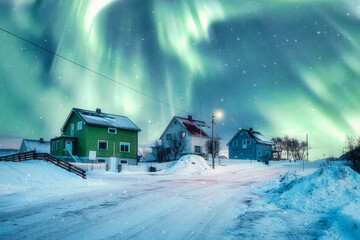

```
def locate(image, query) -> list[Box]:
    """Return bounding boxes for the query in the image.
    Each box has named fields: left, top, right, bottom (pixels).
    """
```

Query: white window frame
left=108, top=127, right=117, bottom=134
left=233, top=140, right=238, bottom=147
left=120, top=142, right=130, bottom=152
left=194, top=145, right=201, bottom=153
left=98, top=140, right=108, bottom=150
left=242, top=139, right=251, bottom=148
left=77, top=121, right=83, bottom=131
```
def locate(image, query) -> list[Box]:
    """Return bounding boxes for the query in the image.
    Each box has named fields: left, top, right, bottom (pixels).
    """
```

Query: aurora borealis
left=0, top=0, right=359, bottom=159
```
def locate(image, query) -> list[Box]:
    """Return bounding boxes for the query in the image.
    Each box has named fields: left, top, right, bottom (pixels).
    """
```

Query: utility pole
left=212, top=112, right=215, bottom=169
left=306, top=133, right=309, bottom=161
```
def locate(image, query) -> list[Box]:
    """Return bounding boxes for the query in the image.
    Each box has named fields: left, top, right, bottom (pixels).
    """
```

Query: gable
left=160, top=117, right=187, bottom=139
left=62, top=110, right=83, bottom=133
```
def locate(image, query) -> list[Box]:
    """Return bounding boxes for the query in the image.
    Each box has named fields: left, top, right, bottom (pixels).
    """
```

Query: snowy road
left=0, top=161, right=319, bottom=239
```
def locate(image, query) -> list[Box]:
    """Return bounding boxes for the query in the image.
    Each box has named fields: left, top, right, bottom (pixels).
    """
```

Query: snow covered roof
left=172, top=116, right=221, bottom=139
left=68, top=108, right=141, bottom=132
left=227, top=129, right=273, bottom=146
left=21, top=139, right=50, bottom=153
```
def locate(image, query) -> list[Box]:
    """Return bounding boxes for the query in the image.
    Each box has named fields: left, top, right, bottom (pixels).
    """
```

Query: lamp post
left=212, top=113, right=215, bottom=169
left=212, top=110, right=224, bottom=169
left=306, top=133, right=309, bottom=162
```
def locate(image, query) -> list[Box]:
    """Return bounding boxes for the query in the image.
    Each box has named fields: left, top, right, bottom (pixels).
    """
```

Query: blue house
left=227, top=128, right=273, bottom=161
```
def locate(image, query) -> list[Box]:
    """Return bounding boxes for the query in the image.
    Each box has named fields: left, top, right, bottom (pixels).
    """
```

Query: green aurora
left=0, top=0, right=360, bottom=159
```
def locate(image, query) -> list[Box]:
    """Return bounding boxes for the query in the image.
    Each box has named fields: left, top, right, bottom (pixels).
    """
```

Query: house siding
left=228, top=132, right=256, bottom=160
left=63, top=112, right=88, bottom=157
left=51, top=110, right=138, bottom=165
left=160, top=117, right=212, bottom=159
left=161, top=118, right=191, bottom=154
left=228, top=130, right=273, bottom=161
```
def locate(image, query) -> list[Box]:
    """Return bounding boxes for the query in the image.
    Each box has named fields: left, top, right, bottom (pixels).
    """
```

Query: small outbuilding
left=19, top=138, right=50, bottom=154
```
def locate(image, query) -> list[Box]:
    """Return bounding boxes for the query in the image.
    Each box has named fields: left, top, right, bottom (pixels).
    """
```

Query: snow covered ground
left=0, top=158, right=358, bottom=239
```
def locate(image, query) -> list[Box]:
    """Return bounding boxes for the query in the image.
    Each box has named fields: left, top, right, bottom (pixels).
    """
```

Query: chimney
left=96, top=108, right=102, bottom=114
left=39, top=138, right=44, bottom=143
left=188, top=115, right=193, bottom=121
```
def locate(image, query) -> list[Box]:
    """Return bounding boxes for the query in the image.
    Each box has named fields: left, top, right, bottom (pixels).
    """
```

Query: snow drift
left=162, top=155, right=212, bottom=175
left=251, top=166, right=360, bottom=239
left=256, top=166, right=360, bottom=213
left=0, top=160, right=102, bottom=196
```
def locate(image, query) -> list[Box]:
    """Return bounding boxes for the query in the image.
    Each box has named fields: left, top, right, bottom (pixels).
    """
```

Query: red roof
left=175, top=116, right=214, bottom=138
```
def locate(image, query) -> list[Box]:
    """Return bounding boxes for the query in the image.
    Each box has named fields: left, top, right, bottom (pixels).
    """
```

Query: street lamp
left=212, top=110, right=224, bottom=169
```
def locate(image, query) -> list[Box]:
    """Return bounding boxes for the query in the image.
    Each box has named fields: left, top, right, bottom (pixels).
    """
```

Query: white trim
left=194, top=145, right=202, bottom=154
left=108, top=127, right=117, bottom=134
left=120, top=142, right=130, bottom=152
left=98, top=140, right=108, bottom=150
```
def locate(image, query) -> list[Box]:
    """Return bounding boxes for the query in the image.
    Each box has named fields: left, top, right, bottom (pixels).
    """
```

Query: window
left=266, top=152, right=270, bottom=157
left=56, top=141, right=60, bottom=151
left=180, top=131, right=186, bottom=138
left=243, top=139, right=251, bottom=148
left=97, top=158, right=106, bottom=163
left=98, top=140, right=108, bottom=150
left=166, top=134, right=172, bottom=140
left=258, top=150, right=262, bottom=156
left=52, top=142, right=55, bottom=151
left=195, top=146, right=201, bottom=153
left=120, top=142, right=130, bottom=152
left=77, top=121, right=82, bottom=131
left=70, top=124, right=74, bottom=136
left=174, top=121, right=177, bottom=125
left=120, top=160, right=128, bottom=164
left=233, top=140, right=238, bottom=147
left=108, top=128, right=117, bottom=134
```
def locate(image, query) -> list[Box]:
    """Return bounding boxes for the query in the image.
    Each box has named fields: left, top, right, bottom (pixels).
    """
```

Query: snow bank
left=162, top=155, right=212, bottom=176
left=0, top=160, right=102, bottom=196
left=256, top=166, right=360, bottom=213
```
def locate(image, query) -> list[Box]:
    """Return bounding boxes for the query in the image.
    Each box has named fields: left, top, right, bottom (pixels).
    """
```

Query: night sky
left=0, top=0, right=359, bottom=159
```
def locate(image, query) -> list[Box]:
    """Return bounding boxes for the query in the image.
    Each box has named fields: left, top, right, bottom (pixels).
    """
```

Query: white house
left=158, top=115, right=221, bottom=159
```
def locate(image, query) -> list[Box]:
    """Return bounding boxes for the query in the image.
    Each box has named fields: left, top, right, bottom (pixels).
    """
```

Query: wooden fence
left=0, top=151, right=86, bottom=179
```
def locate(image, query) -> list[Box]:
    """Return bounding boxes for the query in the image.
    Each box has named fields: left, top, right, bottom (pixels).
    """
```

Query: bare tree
left=205, top=140, right=220, bottom=159
left=344, top=134, right=360, bottom=173
left=271, top=137, right=283, bottom=160
left=345, top=134, right=360, bottom=152
left=272, top=136, right=308, bottom=161
left=168, top=133, right=188, bottom=160
left=151, top=140, right=170, bottom=162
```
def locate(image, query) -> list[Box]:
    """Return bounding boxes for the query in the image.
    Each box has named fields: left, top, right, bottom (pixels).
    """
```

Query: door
left=65, top=141, right=73, bottom=154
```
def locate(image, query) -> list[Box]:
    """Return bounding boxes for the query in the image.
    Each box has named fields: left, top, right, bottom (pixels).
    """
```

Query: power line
left=0, top=26, right=193, bottom=115
left=0, top=26, right=243, bottom=131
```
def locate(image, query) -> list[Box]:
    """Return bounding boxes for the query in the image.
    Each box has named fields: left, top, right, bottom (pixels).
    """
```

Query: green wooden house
left=50, top=108, right=141, bottom=165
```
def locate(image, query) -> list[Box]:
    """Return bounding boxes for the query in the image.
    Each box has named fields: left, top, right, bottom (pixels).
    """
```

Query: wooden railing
left=0, top=151, right=86, bottom=179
